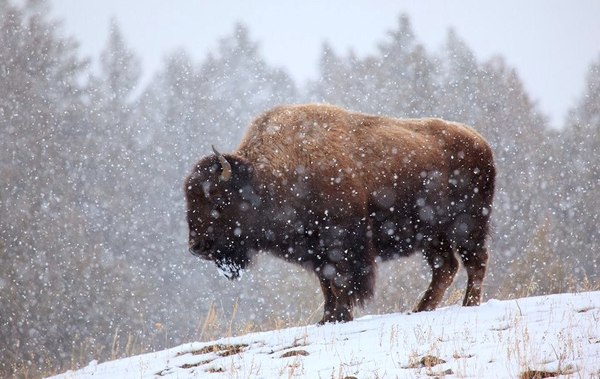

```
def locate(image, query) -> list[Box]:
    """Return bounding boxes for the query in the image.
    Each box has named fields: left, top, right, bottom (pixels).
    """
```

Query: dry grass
left=31, top=263, right=599, bottom=379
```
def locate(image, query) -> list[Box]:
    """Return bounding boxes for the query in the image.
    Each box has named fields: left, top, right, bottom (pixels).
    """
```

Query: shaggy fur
left=185, top=104, right=495, bottom=323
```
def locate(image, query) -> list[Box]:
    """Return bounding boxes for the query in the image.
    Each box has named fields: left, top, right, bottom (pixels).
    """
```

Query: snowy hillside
left=49, top=292, right=600, bottom=378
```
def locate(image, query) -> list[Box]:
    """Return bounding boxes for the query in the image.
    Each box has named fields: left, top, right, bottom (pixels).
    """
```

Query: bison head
left=184, top=146, right=261, bottom=280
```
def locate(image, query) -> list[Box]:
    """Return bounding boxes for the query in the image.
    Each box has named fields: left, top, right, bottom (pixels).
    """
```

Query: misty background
left=1, top=1, right=599, bottom=377
left=48, top=0, right=600, bottom=129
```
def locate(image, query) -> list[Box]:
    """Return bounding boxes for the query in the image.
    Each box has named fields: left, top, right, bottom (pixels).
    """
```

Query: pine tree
left=84, top=19, right=142, bottom=243
left=0, top=1, right=91, bottom=375
left=436, top=28, right=482, bottom=124
left=309, top=14, right=437, bottom=118
left=310, top=42, right=349, bottom=105
left=207, top=23, right=297, bottom=144
left=374, top=14, right=437, bottom=117
left=554, top=54, right=600, bottom=281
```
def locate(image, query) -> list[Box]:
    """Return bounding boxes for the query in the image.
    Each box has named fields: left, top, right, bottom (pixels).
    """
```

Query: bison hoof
left=318, top=309, right=353, bottom=324
left=413, top=303, right=436, bottom=313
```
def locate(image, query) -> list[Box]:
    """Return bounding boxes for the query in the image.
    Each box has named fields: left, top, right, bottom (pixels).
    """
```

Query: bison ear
left=212, top=145, right=232, bottom=182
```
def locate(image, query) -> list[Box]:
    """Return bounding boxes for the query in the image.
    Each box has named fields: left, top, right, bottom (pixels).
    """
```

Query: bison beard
left=185, top=104, right=496, bottom=324
left=215, top=257, right=244, bottom=280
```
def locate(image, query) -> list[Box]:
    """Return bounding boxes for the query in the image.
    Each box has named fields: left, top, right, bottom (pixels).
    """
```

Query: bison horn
left=212, top=145, right=232, bottom=182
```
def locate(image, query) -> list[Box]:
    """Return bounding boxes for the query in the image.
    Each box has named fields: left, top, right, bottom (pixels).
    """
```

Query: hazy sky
left=49, top=0, right=600, bottom=128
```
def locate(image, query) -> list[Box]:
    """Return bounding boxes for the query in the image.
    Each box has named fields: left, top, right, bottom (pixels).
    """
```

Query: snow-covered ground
left=49, top=291, right=600, bottom=378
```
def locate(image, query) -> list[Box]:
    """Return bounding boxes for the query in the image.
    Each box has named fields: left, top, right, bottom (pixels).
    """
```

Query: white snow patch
left=48, top=291, right=600, bottom=378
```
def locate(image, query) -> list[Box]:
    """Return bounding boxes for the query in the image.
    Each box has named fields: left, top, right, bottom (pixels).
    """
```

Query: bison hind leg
left=414, top=236, right=459, bottom=312
left=453, top=215, right=491, bottom=307
left=458, top=246, right=489, bottom=307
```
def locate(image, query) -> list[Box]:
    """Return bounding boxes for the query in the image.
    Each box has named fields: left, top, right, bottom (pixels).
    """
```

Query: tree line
left=1, top=1, right=598, bottom=377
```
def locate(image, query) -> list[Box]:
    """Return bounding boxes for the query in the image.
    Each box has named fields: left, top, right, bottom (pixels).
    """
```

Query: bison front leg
left=318, top=276, right=353, bottom=324
left=315, top=214, right=375, bottom=324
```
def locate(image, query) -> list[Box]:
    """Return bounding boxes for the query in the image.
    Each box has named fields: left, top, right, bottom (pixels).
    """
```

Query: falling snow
left=1, top=1, right=599, bottom=377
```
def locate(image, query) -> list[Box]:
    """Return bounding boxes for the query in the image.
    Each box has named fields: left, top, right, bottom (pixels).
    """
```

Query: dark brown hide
left=185, top=104, right=495, bottom=323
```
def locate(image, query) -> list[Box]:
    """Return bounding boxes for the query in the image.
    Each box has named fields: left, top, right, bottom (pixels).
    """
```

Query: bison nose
left=189, top=239, right=214, bottom=259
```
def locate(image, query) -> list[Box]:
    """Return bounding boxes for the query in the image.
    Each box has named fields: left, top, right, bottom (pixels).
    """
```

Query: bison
left=185, top=104, right=495, bottom=324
